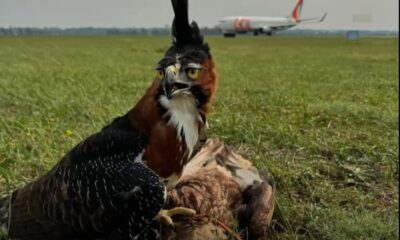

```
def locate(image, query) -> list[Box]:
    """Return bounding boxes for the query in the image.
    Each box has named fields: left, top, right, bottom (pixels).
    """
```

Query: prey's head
left=155, top=0, right=217, bottom=113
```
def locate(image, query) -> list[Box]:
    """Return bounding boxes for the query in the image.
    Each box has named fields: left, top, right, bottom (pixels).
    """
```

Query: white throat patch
left=159, top=94, right=200, bottom=157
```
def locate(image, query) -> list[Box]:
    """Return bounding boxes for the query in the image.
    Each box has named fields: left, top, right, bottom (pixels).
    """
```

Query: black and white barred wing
left=7, top=130, right=166, bottom=240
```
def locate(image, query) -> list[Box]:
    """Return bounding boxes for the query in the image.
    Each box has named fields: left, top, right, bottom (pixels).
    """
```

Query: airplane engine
left=262, top=26, right=271, bottom=34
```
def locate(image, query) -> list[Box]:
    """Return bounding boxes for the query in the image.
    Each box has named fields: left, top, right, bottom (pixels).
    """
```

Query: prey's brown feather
left=161, top=140, right=275, bottom=239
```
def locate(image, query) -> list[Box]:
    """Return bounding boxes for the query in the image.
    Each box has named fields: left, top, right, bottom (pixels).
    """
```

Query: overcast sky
left=0, top=0, right=398, bottom=30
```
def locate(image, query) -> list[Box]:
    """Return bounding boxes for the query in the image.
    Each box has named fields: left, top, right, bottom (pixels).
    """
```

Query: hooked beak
left=164, top=66, right=190, bottom=98
left=165, top=81, right=190, bottom=98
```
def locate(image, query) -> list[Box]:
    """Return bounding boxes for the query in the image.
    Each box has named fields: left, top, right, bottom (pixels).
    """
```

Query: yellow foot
left=155, top=207, right=196, bottom=227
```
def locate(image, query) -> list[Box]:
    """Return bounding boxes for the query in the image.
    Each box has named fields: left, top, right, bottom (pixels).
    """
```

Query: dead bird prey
left=157, top=139, right=276, bottom=240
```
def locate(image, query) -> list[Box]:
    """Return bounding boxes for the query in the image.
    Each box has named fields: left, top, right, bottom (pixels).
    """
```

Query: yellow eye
left=186, top=68, right=200, bottom=80
left=155, top=70, right=164, bottom=80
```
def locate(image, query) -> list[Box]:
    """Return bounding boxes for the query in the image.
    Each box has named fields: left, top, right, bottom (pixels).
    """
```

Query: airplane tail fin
left=291, top=0, right=304, bottom=22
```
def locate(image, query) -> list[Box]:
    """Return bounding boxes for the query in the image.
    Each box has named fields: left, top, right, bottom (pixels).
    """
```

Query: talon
left=155, top=207, right=196, bottom=227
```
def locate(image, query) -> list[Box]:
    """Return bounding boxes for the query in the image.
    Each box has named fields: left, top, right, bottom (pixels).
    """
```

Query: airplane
left=216, top=0, right=327, bottom=37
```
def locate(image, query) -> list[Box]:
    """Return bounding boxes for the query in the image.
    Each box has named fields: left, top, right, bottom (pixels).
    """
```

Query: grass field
left=0, top=36, right=398, bottom=239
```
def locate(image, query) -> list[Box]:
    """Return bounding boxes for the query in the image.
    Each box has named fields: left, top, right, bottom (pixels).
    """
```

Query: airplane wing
left=269, top=25, right=296, bottom=31
left=264, top=12, right=327, bottom=31
left=298, top=12, right=327, bottom=24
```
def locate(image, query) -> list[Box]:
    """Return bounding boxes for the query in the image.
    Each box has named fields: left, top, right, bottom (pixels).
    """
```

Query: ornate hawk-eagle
left=0, top=0, right=218, bottom=239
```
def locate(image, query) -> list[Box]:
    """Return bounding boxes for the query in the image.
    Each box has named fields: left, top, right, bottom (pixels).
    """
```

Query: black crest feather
left=170, top=0, right=205, bottom=48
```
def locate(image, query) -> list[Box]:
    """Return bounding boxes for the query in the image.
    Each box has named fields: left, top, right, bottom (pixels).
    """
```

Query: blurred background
left=0, top=0, right=398, bottom=36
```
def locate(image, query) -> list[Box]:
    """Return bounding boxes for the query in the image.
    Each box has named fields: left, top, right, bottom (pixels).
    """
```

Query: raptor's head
left=155, top=0, right=217, bottom=114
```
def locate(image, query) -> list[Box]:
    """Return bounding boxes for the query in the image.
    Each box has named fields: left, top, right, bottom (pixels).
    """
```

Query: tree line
left=0, top=27, right=221, bottom=36
left=0, top=27, right=397, bottom=37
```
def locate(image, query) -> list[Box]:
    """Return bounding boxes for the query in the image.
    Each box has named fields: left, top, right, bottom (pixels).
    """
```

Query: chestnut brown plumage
left=0, top=0, right=218, bottom=239
left=129, top=0, right=217, bottom=183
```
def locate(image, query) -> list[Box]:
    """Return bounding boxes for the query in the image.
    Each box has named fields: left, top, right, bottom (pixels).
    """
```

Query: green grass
left=0, top=36, right=398, bottom=239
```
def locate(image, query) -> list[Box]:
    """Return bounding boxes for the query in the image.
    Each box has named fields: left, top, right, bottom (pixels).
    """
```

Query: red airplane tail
left=291, top=0, right=304, bottom=22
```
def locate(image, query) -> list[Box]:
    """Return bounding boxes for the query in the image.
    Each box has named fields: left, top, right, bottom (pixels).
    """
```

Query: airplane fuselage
left=216, top=0, right=326, bottom=37
left=217, top=16, right=297, bottom=36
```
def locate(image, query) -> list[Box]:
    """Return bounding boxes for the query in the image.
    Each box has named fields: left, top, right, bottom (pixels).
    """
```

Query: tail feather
left=0, top=195, right=10, bottom=237
left=0, top=186, right=74, bottom=240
